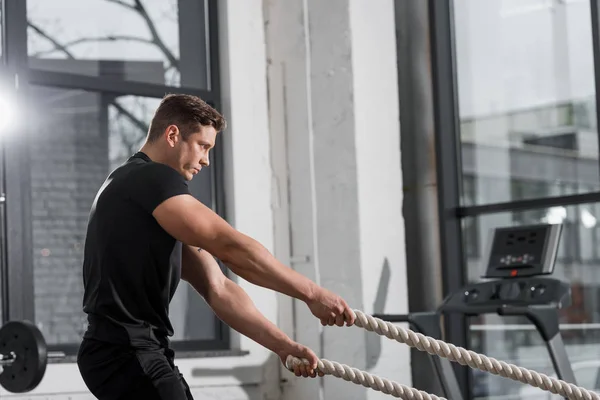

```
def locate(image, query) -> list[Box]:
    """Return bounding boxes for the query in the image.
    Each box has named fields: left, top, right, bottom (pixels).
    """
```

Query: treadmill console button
left=465, top=289, right=479, bottom=303
left=530, top=284, right=546, bottom=298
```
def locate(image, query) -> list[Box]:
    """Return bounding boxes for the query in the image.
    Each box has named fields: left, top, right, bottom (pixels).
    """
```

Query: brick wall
left=30, top=88, right=110, bottom=344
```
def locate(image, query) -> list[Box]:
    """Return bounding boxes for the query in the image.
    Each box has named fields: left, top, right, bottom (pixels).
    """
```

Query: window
left=28, top=88, right=219, bottom=346
left=0, top=0, right=225, bottom=355
left=429, top=0, right=600, bottom=397
left=0, top=1, right=3, bottom=60
left=27, top=0, right=213, bottom=89
left=0, top=1, right=3, bottom=324
left=455, top=0, right=599, bottom=205
left=463, top=204, right=600, bottom=398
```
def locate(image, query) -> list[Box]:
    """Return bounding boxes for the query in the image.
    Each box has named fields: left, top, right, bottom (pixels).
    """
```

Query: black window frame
left=430, top=0, right=600, bottom=398
left=0, top=0, right=230, bottom=357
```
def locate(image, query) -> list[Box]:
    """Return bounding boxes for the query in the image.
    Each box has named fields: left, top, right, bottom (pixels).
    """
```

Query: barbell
left=0, top=320, right=63, bottom=393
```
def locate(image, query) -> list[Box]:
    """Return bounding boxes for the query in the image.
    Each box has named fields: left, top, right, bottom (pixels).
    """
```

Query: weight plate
left=0, top=320, right=47, bottom=393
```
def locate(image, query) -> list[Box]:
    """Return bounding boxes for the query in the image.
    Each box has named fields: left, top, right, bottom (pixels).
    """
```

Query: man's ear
left=165, top=125, right=181, bottom=147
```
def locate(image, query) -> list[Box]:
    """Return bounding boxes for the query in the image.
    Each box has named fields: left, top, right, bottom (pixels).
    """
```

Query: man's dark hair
left=147, top=94, right=226, bottom=142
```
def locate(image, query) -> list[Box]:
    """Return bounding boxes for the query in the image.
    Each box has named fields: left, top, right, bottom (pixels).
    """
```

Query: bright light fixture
left=581, top=208, right=597, bottom=229
left=543, top=206, right=567, bottom=224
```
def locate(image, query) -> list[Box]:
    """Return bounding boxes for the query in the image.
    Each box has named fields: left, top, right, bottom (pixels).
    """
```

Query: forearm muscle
left=209, top=279, right=292, bottom=356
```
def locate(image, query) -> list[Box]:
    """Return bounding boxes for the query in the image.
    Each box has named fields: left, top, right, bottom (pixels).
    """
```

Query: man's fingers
left=301, top=361, right=312, bottom=378
left=288, top=354, right=323, bottom=379
left=304, top=348, right=319, bottom=369
left=344, top=307, right=355, bottom=326
left=302, top=364, right=317, bottom=378
left=335, top=314, right=344, bottom=327
left=297, top=365, right=323, bottom=379
left=311, top=357, right=319, bottom=369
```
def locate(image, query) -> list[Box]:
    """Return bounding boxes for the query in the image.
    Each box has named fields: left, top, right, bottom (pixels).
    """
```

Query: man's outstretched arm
left=181, top=244, right=322, bottom=377
left=153, top=194, right=355, bottom=327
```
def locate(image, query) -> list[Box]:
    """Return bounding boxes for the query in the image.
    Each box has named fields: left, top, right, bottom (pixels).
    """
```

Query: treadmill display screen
left=483, top=224, right=562, bottom=279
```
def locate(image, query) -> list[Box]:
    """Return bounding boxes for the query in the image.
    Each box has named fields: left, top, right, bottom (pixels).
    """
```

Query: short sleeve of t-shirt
left=129, top=162, right=191, bottom=214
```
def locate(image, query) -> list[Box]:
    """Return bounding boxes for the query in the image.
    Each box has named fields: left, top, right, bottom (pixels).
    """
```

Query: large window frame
left=431, top=0, right=600, bottom=398
left=0, top=0, right=229, bottom=357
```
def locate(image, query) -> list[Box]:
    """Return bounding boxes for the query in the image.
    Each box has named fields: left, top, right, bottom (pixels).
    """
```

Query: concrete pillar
left=265, top=0, right=325, bottom=397
left=394, top=0, right=445, bottom=395
left=307, top=3, right=367, bottom=398
left=349, top=2, right=410, bottom=399
left=265, top=1, right=409, bottom=399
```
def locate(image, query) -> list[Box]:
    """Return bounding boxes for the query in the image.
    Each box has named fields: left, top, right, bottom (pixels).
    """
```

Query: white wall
left=0, top=1, right=410, bottom=399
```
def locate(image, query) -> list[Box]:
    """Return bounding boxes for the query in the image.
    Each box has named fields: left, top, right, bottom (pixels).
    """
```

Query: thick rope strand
left=286, top=310, right=600, bottom=399
left=352, top=310, right=600, bottom=400
left=285, top=355, right=446, bottom=400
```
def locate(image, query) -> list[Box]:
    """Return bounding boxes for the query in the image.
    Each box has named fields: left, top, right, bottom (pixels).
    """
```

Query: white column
left=349, top=2, right=410, bottom=397
left=306, top=1, right=367, bottom=398
left=266, top=1, right=410, bottom=399
left=265, top=0, right=324, bottom=398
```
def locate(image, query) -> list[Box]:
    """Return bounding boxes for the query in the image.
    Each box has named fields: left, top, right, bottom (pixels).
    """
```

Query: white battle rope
left=286, top=310, right=600, bottom=400
left=286, top=355, right=446, bottom=400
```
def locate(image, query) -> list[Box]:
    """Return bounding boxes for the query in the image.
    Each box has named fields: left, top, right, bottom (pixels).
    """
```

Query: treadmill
left=375, top=223, right=576, bottom=400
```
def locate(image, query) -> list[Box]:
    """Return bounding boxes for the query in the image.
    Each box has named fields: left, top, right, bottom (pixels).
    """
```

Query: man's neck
left=139, top=143, right=164, bottom=164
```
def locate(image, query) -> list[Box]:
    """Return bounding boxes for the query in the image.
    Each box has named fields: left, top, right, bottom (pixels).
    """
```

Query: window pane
left=27, top=0, right=211, bottom=89
left=455, top=0, right=600, bottom=205
left=463, top=206, right=600, bottom=398
left=0, top=2, right=3, bottom=60
left=29, top=87, right=217, bottom=345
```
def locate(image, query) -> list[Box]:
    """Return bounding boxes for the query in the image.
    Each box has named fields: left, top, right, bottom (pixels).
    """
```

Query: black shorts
left=77, top=338, right=194, bottom=400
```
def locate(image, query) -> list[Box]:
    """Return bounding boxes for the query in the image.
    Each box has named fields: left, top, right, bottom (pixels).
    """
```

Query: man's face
left=172, top=125, right=217, bottom=181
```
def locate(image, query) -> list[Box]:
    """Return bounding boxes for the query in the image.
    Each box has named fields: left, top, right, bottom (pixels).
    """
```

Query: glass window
left=463, top=204, right=600, bottom=398
left=27, top=0, right=211, bottom=89
left=0, top=1, right=3, bottom=60
left=28, top=86, right=217, bottom=345
left=455, top=0, right=599, bottom=205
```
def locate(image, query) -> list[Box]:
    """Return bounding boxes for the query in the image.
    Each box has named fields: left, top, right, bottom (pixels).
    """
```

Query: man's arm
left=157, top=195, right=315, bottom=301
left=154, top=194, right=354, bottom=327
left=181, top=244, right=321, bottom=377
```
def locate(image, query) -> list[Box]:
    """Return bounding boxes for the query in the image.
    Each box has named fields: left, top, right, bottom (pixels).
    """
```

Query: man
left=77, top=94, right=355, bottom=400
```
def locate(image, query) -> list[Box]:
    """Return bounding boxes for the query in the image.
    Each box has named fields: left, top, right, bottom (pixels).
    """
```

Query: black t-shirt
left=81, top=152, right=191, bottom=349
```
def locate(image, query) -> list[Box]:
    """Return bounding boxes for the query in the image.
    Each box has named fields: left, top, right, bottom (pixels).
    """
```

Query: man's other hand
left=277, top=342, right=324, bottom=378
left=306, top=287, right=356, bottom=327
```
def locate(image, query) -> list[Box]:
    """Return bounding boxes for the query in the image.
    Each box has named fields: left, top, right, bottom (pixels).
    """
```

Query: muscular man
left=76, top=94, right=355, bottom=400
